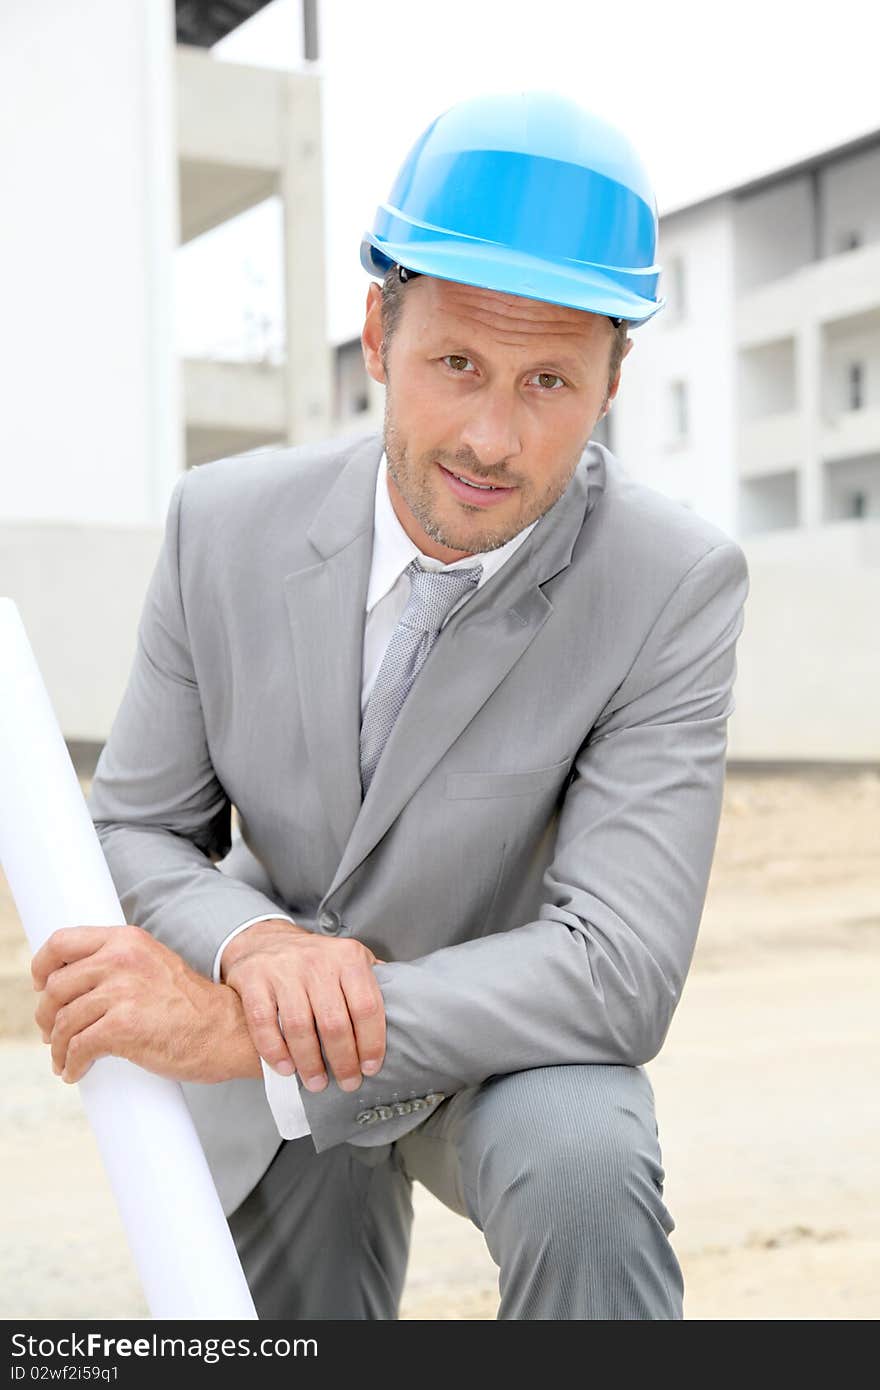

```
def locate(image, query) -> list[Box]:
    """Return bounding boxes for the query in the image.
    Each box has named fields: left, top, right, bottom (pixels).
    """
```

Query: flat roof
left=662, top=125, right=880, bottom=220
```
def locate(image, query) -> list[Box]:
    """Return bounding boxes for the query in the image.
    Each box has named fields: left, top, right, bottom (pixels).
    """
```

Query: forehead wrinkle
left=451, top=304, right=590, bottom=337
left=424, top=309, right=603, bottom=359
left=427, top=281, right=600, bottom=338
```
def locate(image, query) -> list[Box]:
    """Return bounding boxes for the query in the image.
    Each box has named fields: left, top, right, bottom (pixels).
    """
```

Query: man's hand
left=219, top=918, right=386, bottom=1094
left=31, top=925, right=261, bottom=1085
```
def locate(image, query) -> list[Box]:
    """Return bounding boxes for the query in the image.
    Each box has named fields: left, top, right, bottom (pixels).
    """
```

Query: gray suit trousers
left=227, top=1062, right=683, bottom=1320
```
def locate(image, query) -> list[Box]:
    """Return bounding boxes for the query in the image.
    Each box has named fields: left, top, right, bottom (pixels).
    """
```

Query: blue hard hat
left=360, top=91, right=664, bottom=326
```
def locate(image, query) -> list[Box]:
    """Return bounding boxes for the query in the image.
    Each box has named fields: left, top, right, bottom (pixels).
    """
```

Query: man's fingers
left=225, top=937, right=388, bottom=1094
left=339, top=963, right=386, bottom=1077
left=59, top=1017, right=110, bottom=1084
left=34, top=959, right=105, bottom=1040
left=307, top=982, right=364, bottom=1093
left=49, top=991, right=108, bottom=1076
left=31, top=927, right=115, bottom=991
left=236, top=981, right=295, bottom=1076
left=277, top=988, right=327, bottom=1092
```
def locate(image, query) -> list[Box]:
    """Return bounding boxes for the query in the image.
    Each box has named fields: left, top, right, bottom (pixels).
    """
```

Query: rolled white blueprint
left=0, top=598, right=256, bottom=1320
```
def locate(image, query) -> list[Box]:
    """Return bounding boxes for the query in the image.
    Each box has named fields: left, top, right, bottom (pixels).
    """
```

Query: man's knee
left=462, top=1064, right=669, bottom=1242
left=411, top=1063, right=683, bottom=1317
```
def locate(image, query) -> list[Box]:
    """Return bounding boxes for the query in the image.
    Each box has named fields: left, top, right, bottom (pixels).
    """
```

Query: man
left=32, top=93, right=749, bottom=1319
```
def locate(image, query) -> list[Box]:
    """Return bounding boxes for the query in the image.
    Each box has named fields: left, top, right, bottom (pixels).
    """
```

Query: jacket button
left=318, top=909, right=342, bottom=935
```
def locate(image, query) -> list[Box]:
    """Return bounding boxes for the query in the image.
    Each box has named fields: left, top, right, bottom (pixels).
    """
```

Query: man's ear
left=604, top=336, right=634, bottom=412
left=362, top=283, right=387, bottom=385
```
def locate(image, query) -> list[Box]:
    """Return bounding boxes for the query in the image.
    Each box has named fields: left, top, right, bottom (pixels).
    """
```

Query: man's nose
left=457, top=386, right=522, bottom=471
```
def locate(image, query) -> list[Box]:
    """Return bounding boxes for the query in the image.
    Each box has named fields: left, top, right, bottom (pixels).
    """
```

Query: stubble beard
left=383, top=399, right=586, bottom=555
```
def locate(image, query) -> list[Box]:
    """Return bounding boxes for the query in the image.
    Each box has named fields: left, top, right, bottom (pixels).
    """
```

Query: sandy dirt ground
left=1, top=767, right=878, bottom=1320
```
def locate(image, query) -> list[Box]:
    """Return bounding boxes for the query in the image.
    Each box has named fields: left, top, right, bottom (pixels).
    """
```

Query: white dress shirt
left=215, top=452, right=538, bottom=1139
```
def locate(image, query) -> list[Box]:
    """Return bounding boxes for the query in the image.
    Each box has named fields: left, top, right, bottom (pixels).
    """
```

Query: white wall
left=729, top=521, right=880, bottom=760
left=0, top=522, right=161, bottom=742
left=0, top=0, right=180, bottom=745
left=0, top=0, right=180, bottom=528
left=612, top=197, right=738, bottom=538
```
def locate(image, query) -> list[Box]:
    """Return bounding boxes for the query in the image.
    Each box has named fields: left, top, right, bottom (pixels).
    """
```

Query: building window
left=849, top=491, right=867, bottom=519
left=664, top=257, right=686, bottom=320
left=848, top=362, right=864, bottom=411
left=822, top=456, right=879, bottom=522
left=669, top=380, right=689, bottom=445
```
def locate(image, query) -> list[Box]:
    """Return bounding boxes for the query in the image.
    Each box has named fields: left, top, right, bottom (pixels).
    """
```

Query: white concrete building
left=1, top=0, right=341, bottom=749
left=612, top=131, right=880, bottom=762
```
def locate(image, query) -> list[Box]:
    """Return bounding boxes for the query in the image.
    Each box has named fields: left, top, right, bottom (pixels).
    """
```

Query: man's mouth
left=438, top=464, right=514, bottom=494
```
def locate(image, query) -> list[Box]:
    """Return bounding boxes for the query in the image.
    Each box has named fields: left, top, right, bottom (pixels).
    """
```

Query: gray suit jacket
left=87, top=430, right=749, bottom=1216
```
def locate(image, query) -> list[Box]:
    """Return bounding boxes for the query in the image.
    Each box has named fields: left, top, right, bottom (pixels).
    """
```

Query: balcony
left=736, top=241, right=880, bottom=347
left=739, top=470, right=800, bottom=535
left=738, top=412, right=804, bottom=478
left=174, top=46, right=330, bottom=462
left=822, top=405, right=880, bottom=463
left=176, top=46, right=316, bottom=242
left=183, top=358, right=285, bottom=466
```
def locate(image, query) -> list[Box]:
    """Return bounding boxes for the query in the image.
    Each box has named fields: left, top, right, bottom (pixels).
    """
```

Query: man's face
left=362, top=275, right=631, bottom=561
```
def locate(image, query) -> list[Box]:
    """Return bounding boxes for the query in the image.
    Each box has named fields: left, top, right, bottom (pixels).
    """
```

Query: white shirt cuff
left=212, top=915, right=312, bottom=1140
left=211, top=914, right=297, bottom=984
left=261, top=1055, right=312, bottom=1139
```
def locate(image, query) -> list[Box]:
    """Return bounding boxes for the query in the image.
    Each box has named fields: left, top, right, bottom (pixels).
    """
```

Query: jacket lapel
left=322, top=443, right=607, bottom=900
left=282, top=434, right=382, bottom=861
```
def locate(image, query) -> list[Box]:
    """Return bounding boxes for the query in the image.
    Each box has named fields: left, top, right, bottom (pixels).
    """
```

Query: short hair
left=378, top=264, right=629, bottom=401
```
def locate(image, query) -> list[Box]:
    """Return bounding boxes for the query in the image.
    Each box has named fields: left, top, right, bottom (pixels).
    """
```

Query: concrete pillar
left=0, top=0, right=180, bottom=741
left=280, top=73, right=333, bottom=444
left=0, top=0, right=180, bottom=528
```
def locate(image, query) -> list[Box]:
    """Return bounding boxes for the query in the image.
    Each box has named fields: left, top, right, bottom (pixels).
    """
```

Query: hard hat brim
left=361, top=231, right=664, bottom=327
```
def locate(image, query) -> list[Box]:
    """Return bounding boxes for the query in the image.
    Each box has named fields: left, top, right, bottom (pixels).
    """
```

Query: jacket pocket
left=444, top=757, right=571, bottom=800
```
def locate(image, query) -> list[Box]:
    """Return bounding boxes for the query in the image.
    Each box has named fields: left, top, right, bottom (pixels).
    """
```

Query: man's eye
left=530, top=372, right=565, bottom=390
left=443, top=355, right=475, bottom=373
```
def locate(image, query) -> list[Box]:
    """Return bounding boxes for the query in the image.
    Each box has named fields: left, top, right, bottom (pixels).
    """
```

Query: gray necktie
left=360, top=557, right=483, bottom=795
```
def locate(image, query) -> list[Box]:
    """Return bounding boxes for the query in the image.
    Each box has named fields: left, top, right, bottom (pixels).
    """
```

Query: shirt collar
left=366, top=452, right=539, bottom=614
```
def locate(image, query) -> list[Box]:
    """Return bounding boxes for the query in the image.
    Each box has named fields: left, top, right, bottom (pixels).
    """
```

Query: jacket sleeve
left=86, top=470, right=291, bottom=979
left=298, top=539, right=750, bottom=1152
